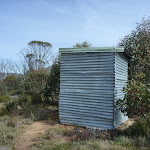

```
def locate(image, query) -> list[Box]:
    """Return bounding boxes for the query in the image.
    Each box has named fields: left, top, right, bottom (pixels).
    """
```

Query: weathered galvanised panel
left=59, top=47, right=130, bottom=129
left=114, top=53, right=128, bottom=128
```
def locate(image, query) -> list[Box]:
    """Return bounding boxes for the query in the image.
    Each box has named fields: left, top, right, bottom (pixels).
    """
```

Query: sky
left=0, top=0, right=150, bottom=61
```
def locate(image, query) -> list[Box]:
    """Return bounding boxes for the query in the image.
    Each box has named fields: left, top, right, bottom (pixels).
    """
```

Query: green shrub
left=24, top=69, right=49, bottom=95
left=18, top=94, right=31, bottom=106
left=5, top=101, right=18, bottom=112
left=113, top=136, right=133, bottom=147
left=117, top=72, right=150, bottom=117
left=0, top=122, right=16, bottom=144
left=51, top=142, right=72, bottom=150
left=0, top=95, right=11, bottom=103
left=0, top=106, right=9, bottom=116
left=3, top=75, right=19, bottom=91
left=43, top=55, right=60, bottom=104
left=21, top=106, right=48, bottom=121
left=31, top=93, right=43, bottom=105
left=123, top=114, right=150, bottom=139
left=0, top=82, right=6, bottom=95
left=6, top=118, right=17, bottom=128
left=30, top=108, right=48, bottom=121
left=49, top=100, right=59, bottom=106
left=21, top=105, right=36, bottom=118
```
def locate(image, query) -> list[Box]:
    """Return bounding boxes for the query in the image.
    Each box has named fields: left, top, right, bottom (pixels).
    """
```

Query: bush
left=30, top=108, right=48, bottom=121
left=3, top=75, right=19, bottom=91
left=117, top=72, right=150, bottom=117
left=0, top=82, right=6, bottom=95
left=119, top=17, right=150, bottom=82
left=0, top=106, right=9, bottom=116
left=0, top=122, right=16, bottom=144
left=6, top=118, right=17, bottom=128
left=0, top=95, right=11, bottom=103
left=123, top=114, right=150, bottom=139
left=43, top=55, right=60, bottom=104
left=18, top=94, right=31, bottom=106
left=31, top=93, right=43, bottom=105
left=21, top=106, right=48, bottom=121
left=5, top=101, right=18, bottom=113
left=24, top=69, right=49, bottom=95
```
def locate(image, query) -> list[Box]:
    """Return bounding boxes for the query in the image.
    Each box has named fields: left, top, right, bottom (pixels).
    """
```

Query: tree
left=73, top=41, right=92, bottom=48
left=19, top=40, right=53, bottom=73
left=43, top=55, right=60, bottom=104
left=3, top=75, right=19, bottom=91
left=117, top=72, right=150, bottom=117
left=0, top=58, right=18, bottom=95
left=117, top=17, right=150, bottom=117
left=24, top=69, right=49, bottom=94
left=119, top=17, right=150, bottom=82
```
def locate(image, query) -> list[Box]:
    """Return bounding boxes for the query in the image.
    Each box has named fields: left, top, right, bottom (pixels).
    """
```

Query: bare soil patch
left=15, top=121, right=52, bottom=150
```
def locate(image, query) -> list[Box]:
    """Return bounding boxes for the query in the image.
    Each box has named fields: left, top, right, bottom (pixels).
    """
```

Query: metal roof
left=59, top=47, right=131, bottom=57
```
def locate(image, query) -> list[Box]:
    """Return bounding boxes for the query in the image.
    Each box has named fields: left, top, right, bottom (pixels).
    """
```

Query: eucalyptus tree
left=20, top=40, right=53, bottom=73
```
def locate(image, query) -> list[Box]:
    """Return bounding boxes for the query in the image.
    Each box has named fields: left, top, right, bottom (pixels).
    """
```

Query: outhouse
left=59, top=47, right=131, bottom=129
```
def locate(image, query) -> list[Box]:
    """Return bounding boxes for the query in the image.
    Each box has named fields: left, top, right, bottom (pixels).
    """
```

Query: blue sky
left=0, top=0, right=150, bottom=61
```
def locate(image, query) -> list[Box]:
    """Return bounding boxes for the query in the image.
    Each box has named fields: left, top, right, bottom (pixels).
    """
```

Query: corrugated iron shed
left=59, top=47, right=131, bottom=129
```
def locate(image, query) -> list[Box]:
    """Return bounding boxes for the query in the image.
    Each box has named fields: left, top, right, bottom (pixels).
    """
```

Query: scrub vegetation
left=0, top=18, right=150, bottom=149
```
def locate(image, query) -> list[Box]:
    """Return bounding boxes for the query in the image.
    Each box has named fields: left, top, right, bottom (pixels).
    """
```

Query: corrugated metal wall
left=114, top=53, right=128, bottom=127
left=59, top=52, right=115, bottom=129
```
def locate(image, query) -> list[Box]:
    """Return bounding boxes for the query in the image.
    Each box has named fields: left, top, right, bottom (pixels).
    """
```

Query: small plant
left=0, top=106, right=9, bottom=116
left=123, top=114, right=150, bottom=139
left=24, top=108, right=48, bottom=121
left=6, top=118, right=17, bottom=128
left=44, top=126, right=74, bottom=140
left=0, top=122, right=16, bottom=144
left=17, top=94, right=31, bottom=108
left=22, top=118, right=33, bottom=125
left=6, top=101, right=18, bottom=112
left=31, top=93, right=43, bottom=105
left=113, top=136, right=133, bottom=147
left=0, top=95, right=11, bottom=103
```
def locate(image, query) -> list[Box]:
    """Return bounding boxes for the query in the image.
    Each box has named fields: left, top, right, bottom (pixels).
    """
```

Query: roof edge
left=59, top=47, right=124, bottom=53
left=59, top=47, right=132, bottom=57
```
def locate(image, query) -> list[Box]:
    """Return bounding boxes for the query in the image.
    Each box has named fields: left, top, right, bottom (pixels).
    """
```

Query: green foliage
left=22, top=106, right=48, bottom=121
left=6, top=101, right=18, bottom=113
left=0, top=82, right=6, bottom=95
left=119, top=17, right=150, bottom=82
left=0, top=106, right=9, bottom=116
left=73, top=41, right=92, bottom=48
left=117, top=72, right=150, bottom=117
left=31, top=93, right=43, bottom=105
left=28, top=40, right=52, bottom=47
left=30, top=109, right=48, bottom=121
left=18, top=94, right=31, bottom=106
left=0, top=122, right=16, bottom=144
left=43, top=55, right=60, bottom=104
left=51, top=142, right=72, bottom=150
left=114, top=135, right=150, bottom=147
left=3, top=75, right=19, bottom=91
left=6, top=118, right=17, bottom=128
left=123, top=114, right=150, bottom=141
left=22, top=40, right=53, bottom=72
left=24, top=69, right=49, bottom=94
left=0, top=95, right=11, bottom=103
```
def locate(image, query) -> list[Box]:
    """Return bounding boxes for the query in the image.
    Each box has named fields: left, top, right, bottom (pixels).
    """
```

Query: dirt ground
left=15, top=121, right=52, bottom=150
left=14, top=118, right=134, bottom=150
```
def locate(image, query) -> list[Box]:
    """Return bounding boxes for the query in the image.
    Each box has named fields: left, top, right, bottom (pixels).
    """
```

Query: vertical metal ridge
left=114, top=53, right=128, bottom=128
